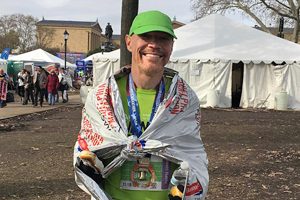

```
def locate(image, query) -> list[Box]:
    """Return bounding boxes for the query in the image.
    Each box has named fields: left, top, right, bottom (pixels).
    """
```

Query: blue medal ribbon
left=126, top=73, right=165, bottom=137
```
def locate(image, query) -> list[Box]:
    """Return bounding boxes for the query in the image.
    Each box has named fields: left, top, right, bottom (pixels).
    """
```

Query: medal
left=126, top=73, right=165, bottom=137
left=130, top=157, right=157, bottom=188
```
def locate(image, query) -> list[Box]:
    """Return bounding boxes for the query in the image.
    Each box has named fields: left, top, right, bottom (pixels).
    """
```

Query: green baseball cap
left=129, top=10, right=177, bottom=39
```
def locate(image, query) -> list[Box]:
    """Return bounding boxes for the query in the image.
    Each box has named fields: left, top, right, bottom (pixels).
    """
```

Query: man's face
left=125, top=31, right=174, bottom=76
left=36, top=67, right=41, bottom=74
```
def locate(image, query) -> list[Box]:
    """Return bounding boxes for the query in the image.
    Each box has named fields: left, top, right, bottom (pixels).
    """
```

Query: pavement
left=0, top=91, right=82, bottom=120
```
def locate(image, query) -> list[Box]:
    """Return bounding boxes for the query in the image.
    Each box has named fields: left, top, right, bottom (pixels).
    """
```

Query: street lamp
left=64, top=30, right=69, bottom=69
left=101, top=43, right=105, bottom=54
left=278, top=16, right=284, bottom=38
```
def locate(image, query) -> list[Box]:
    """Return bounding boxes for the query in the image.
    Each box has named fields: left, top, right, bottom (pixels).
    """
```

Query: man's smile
left=141, top=51, right=164, bottom=59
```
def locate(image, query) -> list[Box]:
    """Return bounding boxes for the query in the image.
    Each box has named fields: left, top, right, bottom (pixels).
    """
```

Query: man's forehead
left=138, top=31, right=173, bottom=38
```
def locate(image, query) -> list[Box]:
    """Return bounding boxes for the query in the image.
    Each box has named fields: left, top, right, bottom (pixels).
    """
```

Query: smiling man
left=74, top=10, right=209, bottom=200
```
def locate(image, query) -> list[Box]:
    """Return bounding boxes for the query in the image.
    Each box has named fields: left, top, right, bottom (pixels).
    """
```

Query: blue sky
left=0, top=0, right=255, bottom=34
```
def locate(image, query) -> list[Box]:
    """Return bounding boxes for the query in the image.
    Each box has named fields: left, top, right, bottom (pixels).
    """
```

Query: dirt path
left=0, top=106, right=299, bottom=200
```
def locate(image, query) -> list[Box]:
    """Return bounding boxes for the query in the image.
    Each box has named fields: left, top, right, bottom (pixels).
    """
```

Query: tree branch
left=276, top=0, right=291, bottom=10
left=261, top=0, right=297, bottom=19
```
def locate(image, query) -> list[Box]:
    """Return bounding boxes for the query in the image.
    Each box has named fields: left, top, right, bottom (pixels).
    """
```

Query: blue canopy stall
left=75, top=59, right=93, bottom=85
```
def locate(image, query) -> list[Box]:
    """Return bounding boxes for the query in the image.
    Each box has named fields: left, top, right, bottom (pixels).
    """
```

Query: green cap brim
left=129, top=10, right=177, bottom=39
left=131, top=24, right=177, bottom=39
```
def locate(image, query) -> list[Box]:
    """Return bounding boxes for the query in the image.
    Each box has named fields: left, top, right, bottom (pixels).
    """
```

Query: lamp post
left=278, top=16, right=284, bottom=38
left=64, top=30, right=69, bottom=69
left=101, top=43, right=105, bottom=54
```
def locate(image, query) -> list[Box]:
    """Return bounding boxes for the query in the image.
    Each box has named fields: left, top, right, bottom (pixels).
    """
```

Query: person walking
left=22, top=70, right=34, bottom=105
left=17, top=69, right=26, bottom=103
left=0, top=69, right=9, bottom=108
left=47, top=69, right=59, bottom=106
left=58, top=68, right=69, bottom=103
left=33, top=66, right=48, bottom=107
left=73, top=10, right=209, bottom=200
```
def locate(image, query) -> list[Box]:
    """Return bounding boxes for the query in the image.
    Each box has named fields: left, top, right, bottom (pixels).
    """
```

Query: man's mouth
left=141, top=52, right=163, bottom=58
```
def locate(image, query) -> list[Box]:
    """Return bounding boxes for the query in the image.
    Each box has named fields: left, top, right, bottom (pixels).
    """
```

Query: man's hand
left=168, top=184, right=184, bottom=200
left=79, top=150, right=104, bottom=174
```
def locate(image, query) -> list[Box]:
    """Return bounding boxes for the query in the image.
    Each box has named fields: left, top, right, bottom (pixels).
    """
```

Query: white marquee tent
left=8, top=48, right=76, bottom=69
left=91, top=14, right=300, bottom=110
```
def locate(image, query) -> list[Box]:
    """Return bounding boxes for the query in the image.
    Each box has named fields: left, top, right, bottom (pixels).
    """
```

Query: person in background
left=22, top=69, right=34, bottom=105
left=58, top=68, right=69, bottom=103
left=33, top=66, right=48, bottom=107
left=47, top=69, right=59, bottom=106
left=17, top=69, right=26, bottom=103
left=0, top=69, right=9, bottom=108
left=43, top=69, right=49, bottom=102
left=73, top=10, right=209, bottom=200
left=55, top=69, right=60, bottom=103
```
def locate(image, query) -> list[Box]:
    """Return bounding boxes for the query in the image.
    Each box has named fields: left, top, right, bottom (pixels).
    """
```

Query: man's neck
left=131, top=70, right=163, bottom=90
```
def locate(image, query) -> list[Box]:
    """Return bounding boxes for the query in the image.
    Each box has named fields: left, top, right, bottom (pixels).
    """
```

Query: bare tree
left=260, top=0, right=300, bottom=42
left=191, top=0, right=300, bottom=42
left=36, top=27, right=55, bottom=49
left=12, top=14, right=38, bottom=52
left=0, top=30, right=19, bottom=51
left=120, top=0, right=139, bottom=67
left=0, top=14, right=38, bottom=53
left=31, top=27, right=58, bottom=55
left=0, top=15, right=19, bottom=51
left=0, top=15, right=16, bottom=35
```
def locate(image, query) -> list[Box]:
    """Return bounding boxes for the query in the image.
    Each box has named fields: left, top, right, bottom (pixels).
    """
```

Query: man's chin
left=141, top=64, right=164, bottom=76
left=143, top=60, right=163, bottom=67
left=143, top=57, right=166, bottom=66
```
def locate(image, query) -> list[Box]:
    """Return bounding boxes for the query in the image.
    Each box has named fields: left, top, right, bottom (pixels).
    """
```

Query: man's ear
left=125, top=35, right=132, bottom=52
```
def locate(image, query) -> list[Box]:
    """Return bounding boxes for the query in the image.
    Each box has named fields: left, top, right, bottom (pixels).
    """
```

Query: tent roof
left=0, top=58, right=7, bottom=73
left=8, top=48, right=76, bottom=68
left=86, top=50, right=120, bottom=62
left=171, top=14, right=300, bottom=64
left=0, top=58, right=7, bottom=64
left=89, top=14, right=300, bottom=64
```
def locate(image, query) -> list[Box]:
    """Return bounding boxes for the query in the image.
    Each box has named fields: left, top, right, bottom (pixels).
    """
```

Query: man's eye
left=160, top=36, right=171, bottom=41
left=139, top=34, right=148, bottom=39
left=139, top=33, right=172, bottom=42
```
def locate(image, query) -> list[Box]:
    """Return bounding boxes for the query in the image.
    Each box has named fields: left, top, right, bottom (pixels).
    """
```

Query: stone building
left=172, top=17, right=186, bottom=29
left=36, top=18, right=106, bottom=61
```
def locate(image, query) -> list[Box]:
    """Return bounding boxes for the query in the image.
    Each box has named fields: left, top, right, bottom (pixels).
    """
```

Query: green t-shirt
left=103, top=74, right=177, bottom=200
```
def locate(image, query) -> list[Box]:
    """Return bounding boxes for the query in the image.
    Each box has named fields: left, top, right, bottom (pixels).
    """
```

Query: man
left=17, top=69, right=26, bottom=103
left=74, top=11, right=209, bottom=200
left=33, top=66, right=48, bottom=107
left=22, top=69, right=34, bottom=105
left=58, top=68, right=69, bottom=103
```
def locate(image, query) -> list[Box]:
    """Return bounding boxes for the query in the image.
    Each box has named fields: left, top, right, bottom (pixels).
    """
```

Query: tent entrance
left=232, top=62, right=244, bottom=108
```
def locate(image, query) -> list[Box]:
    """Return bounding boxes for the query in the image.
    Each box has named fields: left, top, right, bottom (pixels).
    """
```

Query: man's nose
left=147, top=37, right=160, bottom=47
left=144, top=34, right=157, bottom=42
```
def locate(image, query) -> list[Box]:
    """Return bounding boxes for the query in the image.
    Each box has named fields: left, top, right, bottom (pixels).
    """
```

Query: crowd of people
left=16, top=66, right=70, bottom=107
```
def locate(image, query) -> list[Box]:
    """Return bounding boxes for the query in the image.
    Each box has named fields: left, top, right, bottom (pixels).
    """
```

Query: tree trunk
left=120, top=0, right=139, bottom=67
left=292, top=20, right=299, bottom=43
left=292, top=9, right=300, bottom=43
